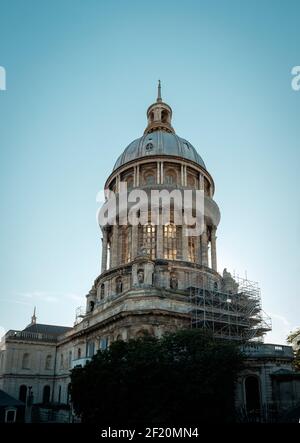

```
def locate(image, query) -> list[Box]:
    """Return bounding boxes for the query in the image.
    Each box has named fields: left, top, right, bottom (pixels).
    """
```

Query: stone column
left=136, top=164, right=140, bottom=186
left=182, top=222, right=189, bottom=261
left=116, top=174, right=120, bottom=193
left=157, top=222, right=163, bottom=258
left=133, top=166, right=136, bottom=187
left=199, top=173, right=204, bottom=191
left=131, top=224, right=138, bottom=260
left=101, top=229, right=108, bottom=273
left=211, top=226, right=217, bottom=271
left=184, top=165, right=187, bottom=186
left=181, top=164, right=184, bottom=186
left=111, top=225, right=119, bottom=267
left=201, top=226, right=209, bottom=267
left=157, top=161, right=160, bottom=184
left=160, top=162, right=164, bottom=184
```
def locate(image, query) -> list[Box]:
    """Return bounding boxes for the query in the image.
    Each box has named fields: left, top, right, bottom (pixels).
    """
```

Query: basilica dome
left=113, top=130, right=206, bottom=171
left=113, top=81, right=206, bottom=172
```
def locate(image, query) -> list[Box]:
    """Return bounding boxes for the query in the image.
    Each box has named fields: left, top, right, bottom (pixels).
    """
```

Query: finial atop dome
left=157, top=80, right=162, bottom=102
left=144, top=82, right=175, bottom=134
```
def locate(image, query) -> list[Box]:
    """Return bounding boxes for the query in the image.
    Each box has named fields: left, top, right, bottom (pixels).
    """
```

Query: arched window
left=5, top=409, right=16, bottom=423
left=163, top=223, right=177, bottom=260
left=144, top=173, right=155, bottom=185
left=164, top=169, right=177, bottom=185
left=58, top=385, right=61, bottom=404
left=77, top=348, right=81, bottom=359
left=116, top=276, right=123, bottom=294
left=87, top=341, right=95, bottom=357
left=245, top=376, right=261, bottom=413
left=100, top=337, right=108, bottom=350
left=22, top=353, right=30, bottom=369
left=45, top=355, right=52, bottom=370
left=187, top=174, right=196, bottom=188
left=42, top=385, right=51, bottom=404
left=19, top=385, right=27, bottom=403
left=100, top=283, right=105, bottom=300
left=139, top=223, right=156, bottom=259
left=161, top=109, right=169, bottom=123
left=126, top=175, right=134, bottom=191
left=89, top=300, right=95, bottom=312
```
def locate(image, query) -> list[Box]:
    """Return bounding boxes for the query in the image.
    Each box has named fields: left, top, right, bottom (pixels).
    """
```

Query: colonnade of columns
left=101, top=223, right=217, bottom=273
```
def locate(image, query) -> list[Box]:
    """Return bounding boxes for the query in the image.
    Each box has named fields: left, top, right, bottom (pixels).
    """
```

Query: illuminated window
left=138, top=223, right=156, bottom=259
left=188, top=236, right=196, bottom=262
left=163, top=223, right=177, bottom=260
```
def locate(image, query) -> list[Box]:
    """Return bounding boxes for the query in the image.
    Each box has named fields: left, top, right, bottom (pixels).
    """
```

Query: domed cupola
left=144, top=81, right=175, bottom=134
left=112, top=82, right=207, bottom=171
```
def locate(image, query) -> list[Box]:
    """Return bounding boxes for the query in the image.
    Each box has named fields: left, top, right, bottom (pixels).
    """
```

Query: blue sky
left=0, top=0, right=299, bottom=344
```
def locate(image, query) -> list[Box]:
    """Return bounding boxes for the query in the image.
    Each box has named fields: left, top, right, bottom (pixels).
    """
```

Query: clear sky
left=0, top=0, right=299, bottom=344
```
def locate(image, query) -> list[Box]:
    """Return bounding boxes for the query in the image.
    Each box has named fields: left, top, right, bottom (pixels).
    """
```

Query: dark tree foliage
left=287, top=329, right=300, bottom=370
left=71, top=330, right=244, bottom=424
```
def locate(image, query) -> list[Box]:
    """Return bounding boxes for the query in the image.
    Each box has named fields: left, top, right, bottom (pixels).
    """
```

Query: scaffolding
left=188, top=271, right=271, bottom=342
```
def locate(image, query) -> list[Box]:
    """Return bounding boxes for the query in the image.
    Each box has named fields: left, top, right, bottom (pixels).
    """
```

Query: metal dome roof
left=113, top=130, right=206, bottom=171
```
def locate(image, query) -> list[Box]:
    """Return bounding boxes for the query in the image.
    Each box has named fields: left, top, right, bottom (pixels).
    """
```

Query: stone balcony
left=2, top=330, right=58, bottom=343
left=242, top=343, right=294, bottom=359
